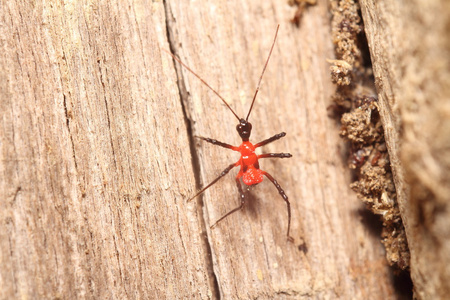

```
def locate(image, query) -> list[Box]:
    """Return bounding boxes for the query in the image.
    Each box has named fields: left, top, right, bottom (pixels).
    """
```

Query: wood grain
left=0, top=1, right=212, bottom=298
left=1, top=0, right=397, bottom=298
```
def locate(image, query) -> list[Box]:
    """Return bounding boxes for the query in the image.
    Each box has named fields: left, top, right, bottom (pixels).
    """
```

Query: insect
left=166, top=25, right=293, bottom=242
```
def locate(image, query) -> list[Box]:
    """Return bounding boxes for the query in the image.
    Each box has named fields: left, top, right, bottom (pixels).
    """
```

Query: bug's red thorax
left=238, top=141, right=263, bottom=185
left=239, top=141, right=257, bottom=165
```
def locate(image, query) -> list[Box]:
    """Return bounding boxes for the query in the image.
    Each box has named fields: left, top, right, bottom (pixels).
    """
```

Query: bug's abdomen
left=242, top=165, right=264, bottom=186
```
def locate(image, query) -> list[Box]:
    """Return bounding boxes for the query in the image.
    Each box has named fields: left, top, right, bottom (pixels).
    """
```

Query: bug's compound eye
left=237, top=119, right=252, bottom=141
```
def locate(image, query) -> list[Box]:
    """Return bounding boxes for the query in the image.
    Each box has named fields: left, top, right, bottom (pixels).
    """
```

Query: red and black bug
left=166, top=25, right=293, bottom=241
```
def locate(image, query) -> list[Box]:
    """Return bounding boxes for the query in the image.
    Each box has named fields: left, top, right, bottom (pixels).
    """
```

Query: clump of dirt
left=329, top=0, right=410, bottom=270
left=342, top=96, right=410, bottom=270
left=330, top=0, right=363, bottom=86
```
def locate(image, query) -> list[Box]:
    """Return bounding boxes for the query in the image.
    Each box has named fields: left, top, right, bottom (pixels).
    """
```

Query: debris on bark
left=329, top=0, right=410, bottom=270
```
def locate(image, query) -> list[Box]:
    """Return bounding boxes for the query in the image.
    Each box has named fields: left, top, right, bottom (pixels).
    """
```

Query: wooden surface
left=360, top=0, right=450, bottom=299
left=1, top=0, right=398, bottom=299
left=0, top=1, right=212, bottom=298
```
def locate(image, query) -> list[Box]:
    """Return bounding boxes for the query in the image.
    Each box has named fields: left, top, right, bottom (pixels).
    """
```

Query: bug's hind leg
left=187, top=162, right=238, bottom=202
left=211, top=176, right=246, bottom=229
left=262, top=171, right=294, bottom=242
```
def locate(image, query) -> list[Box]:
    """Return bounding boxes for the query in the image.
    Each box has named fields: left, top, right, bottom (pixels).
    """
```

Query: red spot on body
left=242, top=166, right=264, bottom=185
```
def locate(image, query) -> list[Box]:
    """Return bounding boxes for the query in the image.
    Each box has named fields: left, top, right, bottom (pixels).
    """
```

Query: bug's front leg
left=254, top=132, right=287, bottom=148
left=195, top=136, right=239, bottom=151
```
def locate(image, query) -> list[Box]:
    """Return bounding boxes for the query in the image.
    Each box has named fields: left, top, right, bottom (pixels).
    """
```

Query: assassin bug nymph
left=166, top=25, right=294, bottom=242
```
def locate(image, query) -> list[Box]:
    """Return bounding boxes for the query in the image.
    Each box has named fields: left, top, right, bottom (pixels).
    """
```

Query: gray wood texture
left=1, top=0, right=397, bottom=298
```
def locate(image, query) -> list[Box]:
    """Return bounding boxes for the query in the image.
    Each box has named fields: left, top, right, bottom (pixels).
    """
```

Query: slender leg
left=254, top=132, right=286, bottom=148
left=196, top=136, right=238, bottom=151
left=262, top=171, right=294, bottom=242
left=258, top=153, right=292, bottom=159
left=210, top=177, right=246, bottom=229
left=187, top=162, right=239, bottom=202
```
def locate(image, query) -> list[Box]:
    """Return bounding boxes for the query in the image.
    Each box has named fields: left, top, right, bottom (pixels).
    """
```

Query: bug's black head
left=236, top=118, right=252, bottom=141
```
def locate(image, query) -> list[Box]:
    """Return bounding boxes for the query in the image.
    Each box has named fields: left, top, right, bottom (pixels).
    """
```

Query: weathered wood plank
left=0, top=1, right=212, bottom=298
left=0, top=0, right=399, bottom=298
left=166, top=0, right=395, bottom=298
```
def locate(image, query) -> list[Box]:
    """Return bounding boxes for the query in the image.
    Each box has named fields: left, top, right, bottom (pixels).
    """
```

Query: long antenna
left=163, top=49, right=240, bottom=121
left=245, top=24, right=280, bottom=121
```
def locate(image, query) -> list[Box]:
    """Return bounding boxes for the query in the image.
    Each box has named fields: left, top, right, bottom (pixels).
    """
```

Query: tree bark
left=1, top=0, right=398, bottom=298
left=360, top=0, right=450, bottom=299
left=0, top=1, right=212, bottom=298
